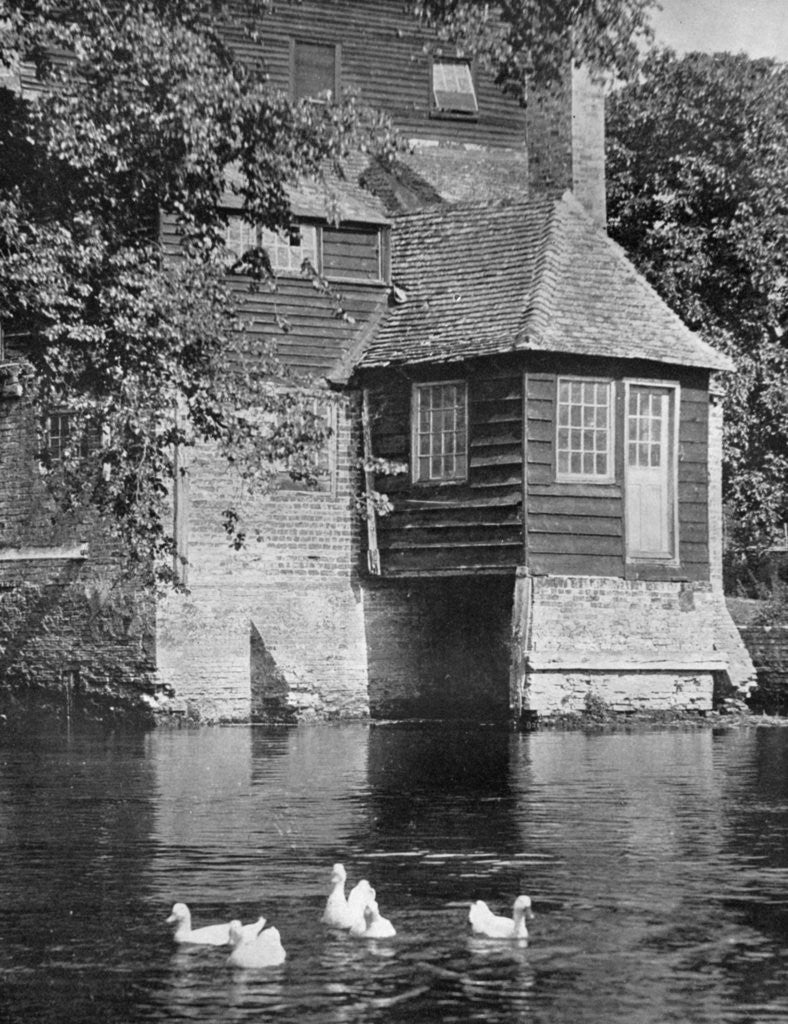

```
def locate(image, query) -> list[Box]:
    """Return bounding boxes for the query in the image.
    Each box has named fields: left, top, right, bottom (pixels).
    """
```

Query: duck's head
left=166, top=902, right=190, bottom=926
left=330, top=863, right=347, bottom=884
left=513, top=895, right=534, bottom=920
left=364, top=899, right=380, bottom=923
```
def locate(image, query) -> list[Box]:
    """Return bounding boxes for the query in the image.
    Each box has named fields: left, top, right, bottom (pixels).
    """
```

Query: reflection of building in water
left=148, top=725, right=371, bottom=906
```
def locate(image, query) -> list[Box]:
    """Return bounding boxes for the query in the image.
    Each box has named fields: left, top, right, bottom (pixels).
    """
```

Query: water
left=1, top=723, right=787, bottom=1023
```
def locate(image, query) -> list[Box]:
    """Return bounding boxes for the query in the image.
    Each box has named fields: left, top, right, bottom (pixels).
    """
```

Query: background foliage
left=607, top=50, right=788, bottom=587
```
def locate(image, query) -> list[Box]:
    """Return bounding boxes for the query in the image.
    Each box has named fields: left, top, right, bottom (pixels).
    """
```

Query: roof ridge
left=517, top=195, right=568, bottom=344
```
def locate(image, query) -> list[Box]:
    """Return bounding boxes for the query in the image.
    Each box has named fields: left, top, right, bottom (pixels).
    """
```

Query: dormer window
left=430, top=58, right=478, bottom=117
left=224, top=216, right=318, bottom=275
left=261, top=225, right=318, bottom=274
left=291, top=39, right=341, bottom=103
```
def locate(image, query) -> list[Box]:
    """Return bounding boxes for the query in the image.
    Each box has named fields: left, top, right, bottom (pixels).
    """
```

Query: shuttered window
left=292, top=40, right=340, bottom=102
left=412, top=381, right=468, bottom=483
left=431, top=58, right=478, bottom=116
left=556, top=378, right=614, bottom=482
left=322, top=225, right=381, bottom=282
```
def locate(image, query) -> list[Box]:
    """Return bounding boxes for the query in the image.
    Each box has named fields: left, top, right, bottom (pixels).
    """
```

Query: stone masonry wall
left=737, top=625, right=788, bottom=713
left=0, top=388, right=157, bottom=719
left=521, top=575, right=735, bottom=715
left=525, top=64, right=606, bottom=226
left=155, top=395, right=370, bottom=722
left=363, top=576, right=514, bottom=721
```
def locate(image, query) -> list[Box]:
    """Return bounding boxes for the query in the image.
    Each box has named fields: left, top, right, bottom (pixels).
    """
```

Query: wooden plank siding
left=224, top=0, right=528, bottom=149
left=525, top=368, right=626, bottom=578
left=365, top=355, right=712, bottom=582
left=160, top=212, right=387, bottom=376
left=367, top=360, right=524, bottom=575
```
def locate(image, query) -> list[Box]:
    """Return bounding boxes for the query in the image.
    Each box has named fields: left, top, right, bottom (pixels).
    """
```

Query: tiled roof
left=357, top=192, right=733, bottom=372
left=223, top=154, right=390, bottom=225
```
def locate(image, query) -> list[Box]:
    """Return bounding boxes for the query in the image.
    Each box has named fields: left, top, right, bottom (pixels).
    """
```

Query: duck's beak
left=525, top=907, right=535, bottom=921
left=166, top=913, right=177, bottom=924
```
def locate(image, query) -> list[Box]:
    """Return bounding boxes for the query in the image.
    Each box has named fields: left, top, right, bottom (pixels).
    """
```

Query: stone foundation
left=514, top=573, right=753, bottom=717
left=154, top=400, right=371, bottom=723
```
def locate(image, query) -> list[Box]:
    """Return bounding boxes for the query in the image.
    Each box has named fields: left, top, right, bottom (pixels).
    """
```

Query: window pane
left=556, top=378, right=611, bottom=479
left=414, top=382, right=468, bottom=482
left=432, top=60, right=477, bottom=113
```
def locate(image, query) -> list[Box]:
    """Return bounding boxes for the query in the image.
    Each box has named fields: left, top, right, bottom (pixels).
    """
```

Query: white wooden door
left=625, top=384, right=676, bottom=560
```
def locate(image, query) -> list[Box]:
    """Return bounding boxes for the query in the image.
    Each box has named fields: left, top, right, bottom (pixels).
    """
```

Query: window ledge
left=0, top=543, right=89, bottom=562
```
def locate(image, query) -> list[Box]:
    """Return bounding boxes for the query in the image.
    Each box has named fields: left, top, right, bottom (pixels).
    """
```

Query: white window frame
left=430, top=57, right=478, bottom=116
left=623, top=378, right=681, bottom=564
left=224, top=216, right=319, bottom=276
left=411, top=380, right=468, bottom=485
left=555, top=376, right=615, bottom=484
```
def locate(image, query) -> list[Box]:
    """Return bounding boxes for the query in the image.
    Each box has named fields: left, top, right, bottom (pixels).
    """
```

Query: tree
left=0, top=0, right=657, bottom=585
left=415, top=0, right=655, bottom=91
left=606, top=50, right=788, bottom=581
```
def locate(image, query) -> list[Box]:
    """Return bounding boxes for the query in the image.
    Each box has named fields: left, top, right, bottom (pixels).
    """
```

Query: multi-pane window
left=413, top=382, right=467, bottom=483
left=224, top=217, right=318, bottom=274
left=46, top=410, right=100, bottom=463
left=269, top=398, right=336, bottom=493
left=261, top=226, right=318, bottom=273
left=224, top=217, right=257, bottom=260
left=431, top=58, right=478, bottom=115
left=628, top=387, right=666, bottom=468
left=556, top=378, right=613, bottom=481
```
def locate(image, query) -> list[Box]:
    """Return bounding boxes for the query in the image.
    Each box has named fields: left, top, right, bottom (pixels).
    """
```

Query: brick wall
left=0, top=390, right=157, bottom=719
left=518, top=575, right=736, bottom=715
left=737, top=625, right=788, bottom=713
left=362, top=576, right=514, bottom=720
left=525, top=63, right=606, bottom=226
left=155, top=394, right=371, bottom=722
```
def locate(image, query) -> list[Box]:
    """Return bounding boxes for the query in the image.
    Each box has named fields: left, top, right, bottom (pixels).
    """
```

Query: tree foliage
left=0, top=0, right=659, bottom=586
left=0, top=0, right=398, bottom=582
left=415, top=0, right=655, bottom=92
left=607, top=50, right=788, bottom=572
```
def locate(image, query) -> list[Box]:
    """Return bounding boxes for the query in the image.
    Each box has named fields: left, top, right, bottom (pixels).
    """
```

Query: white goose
left=227, top=920, right=287, bottom=968
left=322, top=863, right=374, bottom=930
left=468, top=895, right=533, bottom=940
left=349, top=898, right=396, bottom=939
left=166, top=902, right=266, bottom=946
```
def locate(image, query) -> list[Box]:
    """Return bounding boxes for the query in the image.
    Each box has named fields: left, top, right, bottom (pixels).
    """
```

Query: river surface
left=1, top=722, right=788, bottom=1023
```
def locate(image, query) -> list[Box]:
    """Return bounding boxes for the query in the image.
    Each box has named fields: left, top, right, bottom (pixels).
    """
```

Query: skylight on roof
left=431, top=58, right=478, bottom=116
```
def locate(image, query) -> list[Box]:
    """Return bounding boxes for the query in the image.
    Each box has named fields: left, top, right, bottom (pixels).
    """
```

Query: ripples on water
left=1, top=723, right=787, bottom=1023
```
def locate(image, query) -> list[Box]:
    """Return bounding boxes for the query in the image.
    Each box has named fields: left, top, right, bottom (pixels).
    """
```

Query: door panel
left=625, top=385, right=676, bottom=560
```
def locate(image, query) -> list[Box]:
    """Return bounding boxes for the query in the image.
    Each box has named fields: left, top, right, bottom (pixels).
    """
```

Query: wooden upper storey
left=226, top=0, right=528, bottom=150
left=365, top=354, right=713, bottom=582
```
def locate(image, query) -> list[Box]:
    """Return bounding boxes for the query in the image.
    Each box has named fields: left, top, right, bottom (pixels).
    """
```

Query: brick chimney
left=525, top=63, right=606, bottom=228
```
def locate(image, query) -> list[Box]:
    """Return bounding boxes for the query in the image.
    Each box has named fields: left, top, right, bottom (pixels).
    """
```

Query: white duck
left=166, top=902, right=266, bottom=946
left=468, top=895, right=533, bottom=940
left=227, top=920, right=287, bottom=969
left=322, top=863, right=374, bottom=930
left=349, top=898, right=396, bottom=939
left=347, top=878, right=375, bottom=925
